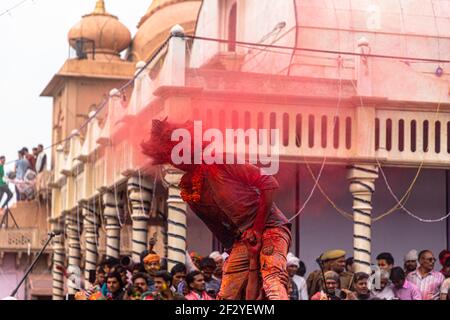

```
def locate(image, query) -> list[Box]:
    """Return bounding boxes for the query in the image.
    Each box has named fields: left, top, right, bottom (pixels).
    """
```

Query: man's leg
left=0, top=187, right=5, bottom=209
left=2, top=187, right=13, bottom=209
left=260, top=227, right=291, bottom=300
left=217, top=240, right=250, bottom=300
left=15, top=185, right=20, bottom=201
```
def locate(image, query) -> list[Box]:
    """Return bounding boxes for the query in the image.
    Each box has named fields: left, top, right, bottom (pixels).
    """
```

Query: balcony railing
left=0, top=228, right=51, bottom=252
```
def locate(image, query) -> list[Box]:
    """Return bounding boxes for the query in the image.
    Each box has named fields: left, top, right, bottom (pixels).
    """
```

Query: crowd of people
left=0, top=145, right=47, bottom=208
left=74, top=250, right=225, bottom=301
left=72, top=247, right=450, bottom=301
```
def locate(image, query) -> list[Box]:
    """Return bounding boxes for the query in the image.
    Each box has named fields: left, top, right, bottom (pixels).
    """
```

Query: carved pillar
left=102, top=191, right=123, bottom=259
left=65, top=212, right=82, bottom=295
left=164, top=169, right=187, bottom=271
left=128, top=175, right=153, bottom=263
left=50, top=219, right=65, bottom=300
left=82, top=203, right=99, bottom=287
left=347, top=164, right=379, bottom=274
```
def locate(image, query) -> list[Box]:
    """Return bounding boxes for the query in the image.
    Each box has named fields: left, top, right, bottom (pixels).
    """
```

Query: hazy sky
left=0, top=0, right=151, bottom=171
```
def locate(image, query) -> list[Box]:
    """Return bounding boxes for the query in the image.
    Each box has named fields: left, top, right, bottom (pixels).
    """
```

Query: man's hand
left=242, top=229, right=262, bottom=257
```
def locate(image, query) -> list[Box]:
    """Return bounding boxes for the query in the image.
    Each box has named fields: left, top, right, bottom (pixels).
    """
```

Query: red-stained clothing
left=182, top=164, right=291, bottom=249
left=217, top=226, right=291, bottom=300
left=185, top=291, right=214, bottom=300
left=25, top=155, right=36, bottom=172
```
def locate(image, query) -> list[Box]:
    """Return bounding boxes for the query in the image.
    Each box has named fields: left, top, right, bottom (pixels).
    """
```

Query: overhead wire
left=0, top=0, right=33, bottom=18
left=184, top=34, right=450, bottom=64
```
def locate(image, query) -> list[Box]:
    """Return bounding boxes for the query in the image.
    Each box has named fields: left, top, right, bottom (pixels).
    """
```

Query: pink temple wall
left=0, top=253, right=26, bottom=300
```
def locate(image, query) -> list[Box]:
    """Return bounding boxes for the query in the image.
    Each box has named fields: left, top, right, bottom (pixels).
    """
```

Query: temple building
left=1, top=0, right=450, bottom=300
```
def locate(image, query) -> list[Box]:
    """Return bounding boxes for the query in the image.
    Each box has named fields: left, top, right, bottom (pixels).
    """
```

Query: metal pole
left=446, top=170, right=450, bottom=250
left=10, top=233, right=56, bottom=298
left=295, top=164, right=300, bottom=257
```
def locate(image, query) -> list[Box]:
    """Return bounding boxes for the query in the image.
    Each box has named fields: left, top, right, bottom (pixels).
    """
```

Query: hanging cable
left=111, top=143, right=125, bottom=228
left=183, top=34, right=450, bottom=64
left=349, top=75, right=450, bottom=223
left=288, top=56, right=344, bottom=222
left=0, top=0, right=33, bottom=18
left=75, top=164, right=82, bottom=244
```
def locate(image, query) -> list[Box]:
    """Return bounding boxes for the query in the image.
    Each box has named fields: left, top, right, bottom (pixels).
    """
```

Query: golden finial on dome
left=93, top=0, right=106, bottom=14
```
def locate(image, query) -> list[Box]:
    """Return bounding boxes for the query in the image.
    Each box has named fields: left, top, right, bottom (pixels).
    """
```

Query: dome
left=137, top=0, right=198, bottom=28
left=68, top=0, right=131, bottom=61
left=129, top=0, right=201, bottom=62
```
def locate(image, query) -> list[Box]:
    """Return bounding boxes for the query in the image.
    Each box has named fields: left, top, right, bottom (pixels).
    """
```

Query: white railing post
left=160, top=25, right=186, bottom=87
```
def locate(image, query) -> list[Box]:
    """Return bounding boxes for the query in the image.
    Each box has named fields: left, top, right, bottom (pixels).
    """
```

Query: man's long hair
left=141, top=118, right=194, bottom=166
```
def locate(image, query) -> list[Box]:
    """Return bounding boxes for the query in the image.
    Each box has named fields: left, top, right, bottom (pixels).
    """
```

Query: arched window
left=228, top=3, right=237, bottom=52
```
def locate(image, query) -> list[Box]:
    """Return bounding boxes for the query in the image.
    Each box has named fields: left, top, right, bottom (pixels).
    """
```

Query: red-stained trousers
left=217, top=226, right=291, bottom=300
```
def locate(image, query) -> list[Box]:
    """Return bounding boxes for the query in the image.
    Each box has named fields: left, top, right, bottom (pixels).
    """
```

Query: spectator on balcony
left=35, top=144, right=47, bottom=173
left=0, top=156, right=13, bottom=209
left=13, top=150, right=29, bottom=201
left=32, top=147, right=39, bottom=164
left=11, top=169, right=37, bottom=201
left=22, top=147, right=36, bottom=173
